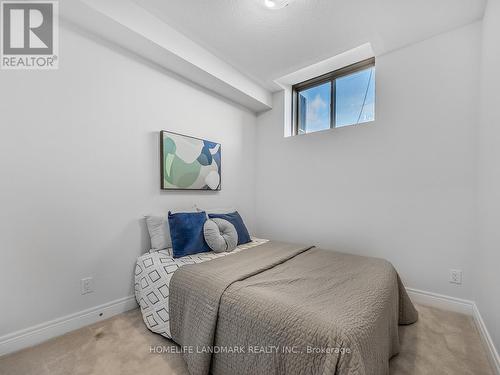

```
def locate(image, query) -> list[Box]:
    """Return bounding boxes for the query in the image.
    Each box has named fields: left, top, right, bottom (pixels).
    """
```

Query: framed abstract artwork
left=160, top=131, right=221, bottom=190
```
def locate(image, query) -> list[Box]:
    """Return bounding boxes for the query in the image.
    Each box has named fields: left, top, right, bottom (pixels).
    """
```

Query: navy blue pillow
left=208, top=211, right=251, bottom=245
left=168, top=211, right=211, bottom=258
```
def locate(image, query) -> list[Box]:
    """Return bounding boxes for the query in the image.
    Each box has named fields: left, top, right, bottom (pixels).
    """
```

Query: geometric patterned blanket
left=134, top=238, right=269, bottom=338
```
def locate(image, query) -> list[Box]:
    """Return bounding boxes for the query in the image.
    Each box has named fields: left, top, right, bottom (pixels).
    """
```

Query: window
left=293, top=58, right=375, bottom=135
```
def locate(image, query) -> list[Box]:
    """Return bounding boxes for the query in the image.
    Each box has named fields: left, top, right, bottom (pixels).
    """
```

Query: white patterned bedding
left=134, top=238, right=269, bottom=338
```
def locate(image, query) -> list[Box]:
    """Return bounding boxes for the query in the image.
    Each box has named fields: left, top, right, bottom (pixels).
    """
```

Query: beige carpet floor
left=0, top=304, right=493, bottom=375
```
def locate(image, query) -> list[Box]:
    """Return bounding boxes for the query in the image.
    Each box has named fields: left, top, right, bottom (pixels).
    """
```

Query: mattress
left=134, top=237, right=269, bottom=338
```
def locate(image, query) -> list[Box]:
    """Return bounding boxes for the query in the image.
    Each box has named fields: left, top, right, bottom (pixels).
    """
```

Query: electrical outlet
left=449, top=269, right=462, bottom=285
left=81, top=277, right=94, bottom=294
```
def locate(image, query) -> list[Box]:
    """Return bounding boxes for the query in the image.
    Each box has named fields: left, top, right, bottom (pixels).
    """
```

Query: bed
left=135, top=239, right=418, bottom=375
left=134, top=237, right=269, bottom=338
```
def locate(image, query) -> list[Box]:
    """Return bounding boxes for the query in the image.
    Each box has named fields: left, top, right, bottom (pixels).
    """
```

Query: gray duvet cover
left=169, top=241, right=418, bottom=375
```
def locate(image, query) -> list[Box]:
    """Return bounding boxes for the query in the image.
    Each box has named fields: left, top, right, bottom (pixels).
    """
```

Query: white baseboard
left=472, top=304, right=500, bottom=375
left=407, top=287, right=499, bottom=375
left=406, top=287, right=474, bottom=315
left=0, top=295, right=138, bottom=357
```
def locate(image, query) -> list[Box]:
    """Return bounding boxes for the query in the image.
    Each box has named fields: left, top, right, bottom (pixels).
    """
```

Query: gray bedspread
left=169, top=241, right=418, bottom=375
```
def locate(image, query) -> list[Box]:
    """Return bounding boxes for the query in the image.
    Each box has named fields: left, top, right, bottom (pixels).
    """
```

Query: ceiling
left=134, top=0, right=485, bottom=91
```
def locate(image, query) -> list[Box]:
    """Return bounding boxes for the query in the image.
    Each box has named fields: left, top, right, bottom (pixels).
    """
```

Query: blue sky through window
left=298, top=82, right=331, bottom=134
left=297, top=66, right=375, bottom=133
left=336, top=67, right=375, bottom=127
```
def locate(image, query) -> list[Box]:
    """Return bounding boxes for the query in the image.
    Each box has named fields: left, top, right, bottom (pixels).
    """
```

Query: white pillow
left=145, top=207, right=199, bottom=252
left=145, top=215, right=171, bottom=251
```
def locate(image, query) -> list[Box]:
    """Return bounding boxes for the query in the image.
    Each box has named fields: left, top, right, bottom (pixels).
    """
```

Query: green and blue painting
left=161, top=131, right=221, bottom=190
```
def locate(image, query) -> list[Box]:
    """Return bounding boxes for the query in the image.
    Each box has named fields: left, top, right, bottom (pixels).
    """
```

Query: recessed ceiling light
left=263, top=0, right=291, bottom=10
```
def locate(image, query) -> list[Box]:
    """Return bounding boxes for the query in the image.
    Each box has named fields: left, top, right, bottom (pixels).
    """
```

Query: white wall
left=256, top=22, right=481, bottom=300
left=1, top=8, right=497, bottom=355
left=0, top=25, right=257, bottom=336
left=477, top=0, right=500, bottom=351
